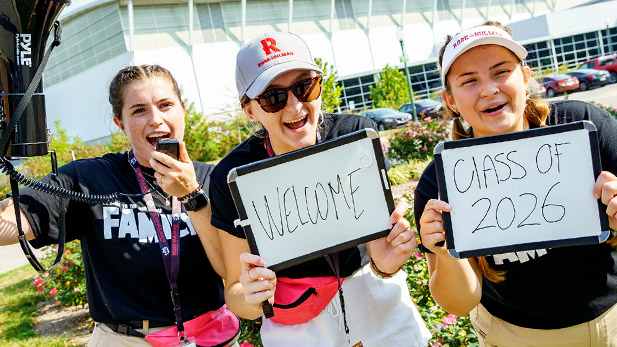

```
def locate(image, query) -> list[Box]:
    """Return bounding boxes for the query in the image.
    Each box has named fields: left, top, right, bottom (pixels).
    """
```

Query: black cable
left=0, top=156, right=158, bottom=204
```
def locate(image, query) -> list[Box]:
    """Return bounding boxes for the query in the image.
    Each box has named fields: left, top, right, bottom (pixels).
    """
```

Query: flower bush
left=31, top=241, right=87, bottom=307
left=386, top=117, right=450, bottom=162
left=592, top=102, right=617, bottom=120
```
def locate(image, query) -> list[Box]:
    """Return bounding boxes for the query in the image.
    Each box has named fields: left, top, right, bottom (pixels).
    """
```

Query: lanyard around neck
left=264, top=130, right=322, bottom=157
left=128, top=150, right=186, bottom=335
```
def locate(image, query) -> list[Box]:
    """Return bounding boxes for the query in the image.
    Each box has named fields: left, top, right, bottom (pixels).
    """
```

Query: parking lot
left=548, top=81, right=617, bottom=109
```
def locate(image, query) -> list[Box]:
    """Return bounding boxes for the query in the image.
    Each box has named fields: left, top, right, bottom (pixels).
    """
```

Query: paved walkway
left=0, top=243, right=44, bottom=275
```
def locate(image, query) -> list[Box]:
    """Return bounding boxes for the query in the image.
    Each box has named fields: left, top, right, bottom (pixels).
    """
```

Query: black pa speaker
left=0, top=0, right=70, bottom=157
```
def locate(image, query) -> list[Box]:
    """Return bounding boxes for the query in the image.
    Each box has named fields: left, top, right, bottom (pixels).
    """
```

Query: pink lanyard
left=128, top=150, right=187, bottom=338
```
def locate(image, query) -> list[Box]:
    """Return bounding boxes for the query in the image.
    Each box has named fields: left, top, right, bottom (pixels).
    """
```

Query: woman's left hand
left=594, top=171, right=617, bottom=230
left=150, top=141, right=199, bottom=198
left=367, top=201, right=417, bottom=274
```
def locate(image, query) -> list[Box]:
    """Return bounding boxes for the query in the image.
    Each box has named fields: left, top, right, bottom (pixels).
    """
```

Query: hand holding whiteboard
left=227, top=128, right=394, bottom=271
left=434, top=121, right=610, bottom=258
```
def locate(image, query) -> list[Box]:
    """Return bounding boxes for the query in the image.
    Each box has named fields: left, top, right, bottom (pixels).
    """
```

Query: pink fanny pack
left=271, top=276, right=343, bottom=325
left=145, top=304, right=239, bottom=347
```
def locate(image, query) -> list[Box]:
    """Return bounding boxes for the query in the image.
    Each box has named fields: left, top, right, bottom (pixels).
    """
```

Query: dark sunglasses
left=255, top=76, right=322, bottom=113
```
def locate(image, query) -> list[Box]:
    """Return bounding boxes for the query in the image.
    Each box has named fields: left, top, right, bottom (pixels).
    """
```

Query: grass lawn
left=0, top=265, right=75, bottom=347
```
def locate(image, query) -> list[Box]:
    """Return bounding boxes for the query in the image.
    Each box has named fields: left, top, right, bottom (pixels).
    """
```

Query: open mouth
left=284, top=115, right=308, bottom=130
left=482, top=103, right=507, bottom=113
left=147, top=132, right=171, bottom=147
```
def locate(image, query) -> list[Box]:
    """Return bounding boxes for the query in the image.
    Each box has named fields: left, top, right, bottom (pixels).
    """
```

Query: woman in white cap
left=209, top=32, right=431, bottom=346
left=416, top=21, right=617, bottom=345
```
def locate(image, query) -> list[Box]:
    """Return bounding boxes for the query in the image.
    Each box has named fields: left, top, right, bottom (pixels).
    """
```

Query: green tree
left=314, top=57, right=343, bottom=113
left=183, top=102, right=252, bottom=162
left=369, top=64, right=410, bottom=110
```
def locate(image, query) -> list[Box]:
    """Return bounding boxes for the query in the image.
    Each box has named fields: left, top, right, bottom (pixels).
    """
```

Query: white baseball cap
left=235, top=32, right=322, bottom=101
left=440, top=25, right=527, bottom=86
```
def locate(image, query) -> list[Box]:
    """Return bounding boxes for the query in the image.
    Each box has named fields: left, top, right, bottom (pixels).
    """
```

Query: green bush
left=183, top=103, right=252, bottom=163
left=386, top=118, right=450, bottom=162
left=388, top=158, right=432, bottom=185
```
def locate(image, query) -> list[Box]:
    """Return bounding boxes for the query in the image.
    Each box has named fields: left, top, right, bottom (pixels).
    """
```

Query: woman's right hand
left=239, top=253, right=276, bottom=306
left=419, top=199, right=452, bottom=255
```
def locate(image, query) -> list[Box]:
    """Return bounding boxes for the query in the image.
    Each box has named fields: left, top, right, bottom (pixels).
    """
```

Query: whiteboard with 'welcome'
left=227, top=128, right=394, bottom=271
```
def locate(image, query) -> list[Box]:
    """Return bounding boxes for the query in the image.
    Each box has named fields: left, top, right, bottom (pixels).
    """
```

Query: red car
left=578, top=55, right=617, bottom=83
left=538, top=74, right=579, bottom=98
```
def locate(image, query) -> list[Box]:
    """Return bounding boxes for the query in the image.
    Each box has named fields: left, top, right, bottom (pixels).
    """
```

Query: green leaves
left=314, top=57, right=343, bottom=113
left=369, top=64, right=411, bottom=110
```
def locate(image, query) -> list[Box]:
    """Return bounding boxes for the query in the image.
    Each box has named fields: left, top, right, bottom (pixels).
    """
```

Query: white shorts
left=260, top=263, right=431, bottom=347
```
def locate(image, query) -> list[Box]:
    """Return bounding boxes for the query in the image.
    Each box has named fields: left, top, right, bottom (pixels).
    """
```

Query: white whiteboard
left=228, top=129, right=394, bottom=271
left=434, top=121, right=610, bottom=258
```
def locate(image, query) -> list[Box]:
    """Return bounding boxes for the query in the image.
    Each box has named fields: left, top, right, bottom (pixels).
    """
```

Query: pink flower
left=422, top=147, right=427, bottom=151
left=413, top=252, right=422, bottom=260
left=62, top=266, right=68, bottom=271
left=49, top=288, right=57, bottom=297
left=431, top=342, right=441, bottom=347
left=423, top=117, right=432, bottom=122
left=42, top=272, right=50, bottom=278
left=442, top=313, right=457, bottom=325
left=37, top=286, right=43, bottom=292
left=74, top=288, right=80, bottom=292
left=239, top=342, right=254, bottom=347
left=429, top=305, right=439, bottom=311
left=33, top=279, right=44, bottom=287
left=413, top=121, right=421, bottom=127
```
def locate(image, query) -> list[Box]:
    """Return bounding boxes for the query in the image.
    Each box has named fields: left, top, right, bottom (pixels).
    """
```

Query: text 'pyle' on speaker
left=0, top=0, right=70, bottom=157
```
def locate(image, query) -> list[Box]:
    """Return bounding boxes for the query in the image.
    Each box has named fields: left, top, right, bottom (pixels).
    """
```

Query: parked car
left=566, top=68, right=610, bottom=91
left=538, top=74, right=579, bottom=98
left=361, top=108, right=411, bottom=131
left=578, top=55, right=617, bottom=83
left=529, top=79, right=547, bottom=98
left=399, top=99, right=447, bottom=119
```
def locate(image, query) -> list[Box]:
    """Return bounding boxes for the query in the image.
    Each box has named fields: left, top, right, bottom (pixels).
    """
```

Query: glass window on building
left=45, top=2, right=126, bottom=87
left=340, top=75, right=375, bottom=111
left=196, top=3, right=227, bottom=43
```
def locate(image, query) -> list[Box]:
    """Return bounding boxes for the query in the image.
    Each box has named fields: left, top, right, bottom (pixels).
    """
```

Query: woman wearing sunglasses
left=209, top=32, right=430, bottom=346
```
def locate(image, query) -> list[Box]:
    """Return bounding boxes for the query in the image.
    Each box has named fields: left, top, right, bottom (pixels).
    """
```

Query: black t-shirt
left=414, top=100, right=617, bottom=329
left=210, top=113, right=380, bottom=278
left=18, top=152, right=224, bottom=325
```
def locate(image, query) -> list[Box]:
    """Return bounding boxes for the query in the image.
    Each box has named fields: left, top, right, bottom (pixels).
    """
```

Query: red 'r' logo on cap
left=261, top=38, right=280, bottom=55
